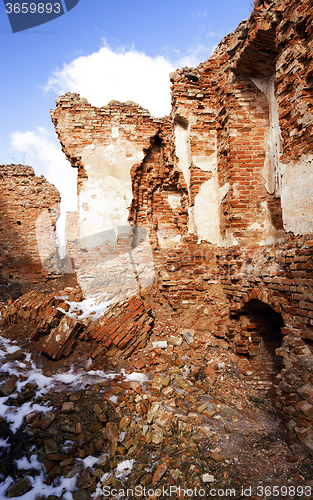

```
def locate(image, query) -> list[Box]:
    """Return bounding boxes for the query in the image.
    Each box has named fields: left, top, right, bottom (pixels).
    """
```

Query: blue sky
left=0, top=0, right=251, bottom=242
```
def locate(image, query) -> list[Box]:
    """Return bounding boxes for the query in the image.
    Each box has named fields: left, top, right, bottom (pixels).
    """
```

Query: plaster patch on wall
left=174, top=121, right=190, bottom=192
left=193, top=178, right=219, bottom=243
left=192, top=179, right=230, bottom=245
left=229, top=128, right=238, bottom=138
left=35, top=205, right=62, bottom=272
left=252, top=76, right=283, bottom=195
left=281, top=155, right=313, bottom=235
left=193, top=154, right=216, bottom=173
left=188, top=151, right=220, bottom=242
left=248, top=222, right=264, bottom=231
left=262, top=130, right=275, bottom=195
left=79, top=178, right=133, bottom=248
left=219, top=182, right=230, bottom=204
left=167, top=192, right=181, bottom=210
left=157, top=231, right=181, bottom=249
left=233, top=182, right=240, bottom=199
left=111, top=127, right=119, bottom=138
left=188, top=206, right=197, bottom=235
left=81, top=143, right=144, bottom=183
left=79, top=142, right=145, bottom=248
left=223, top=230, right=239, bottom=247
left=258, top=201, right=286, bottom=246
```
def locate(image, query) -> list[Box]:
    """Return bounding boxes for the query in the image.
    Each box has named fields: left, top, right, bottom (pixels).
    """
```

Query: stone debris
left=152, top=341, right=168, bottom=349
left=5, top=477, right=32, bottom=498
left=0, top=375, right=18, bottom=396
left=0, top=327, right=312, bottom=499
left=42, top=316, right=82, bottom=360
left=5, top=349, right=23, bottom=362
left=1, top=288, right=153, bottom=361
left=202, top=474, right=215, bottom=483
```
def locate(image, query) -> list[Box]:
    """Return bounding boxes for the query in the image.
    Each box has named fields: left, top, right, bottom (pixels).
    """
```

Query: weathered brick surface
left=51, top=95, right=187, bottom=248
left=0, top=165, right=61, bottom=282
left=1, top=288, right=153, bottom=360
left=46, top=0, right=313, bottom=454
left=153, top=234, right=313, bottom=450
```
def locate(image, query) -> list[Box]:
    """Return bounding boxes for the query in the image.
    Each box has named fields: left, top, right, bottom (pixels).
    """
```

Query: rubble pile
left=0, top=327, right=312, bottom=500
left=1, top=288, right=153, bottom=361
left=82, top=296, right=154, bottom=359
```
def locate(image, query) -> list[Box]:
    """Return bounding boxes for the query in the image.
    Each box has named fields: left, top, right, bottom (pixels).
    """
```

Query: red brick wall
left=0, top=165, right=61, bottom=282
left=154, top=235, right=313, bottom=450
left=50, top=0, right=313, bottom=453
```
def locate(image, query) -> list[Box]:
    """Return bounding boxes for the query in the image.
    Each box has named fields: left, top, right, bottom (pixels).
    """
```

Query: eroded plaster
left=79, top=142, right=144, bottom=249
left=167, top=192, right=181, bottom=210
left=252, top=76, right=283, bottom=195
left=191, top=151, right=224, bottom=244
left=157, top=231, right=181, bottom=249
left=174, top=120, right=190, bottom=192
left=281, top=155, right=313, bottom=235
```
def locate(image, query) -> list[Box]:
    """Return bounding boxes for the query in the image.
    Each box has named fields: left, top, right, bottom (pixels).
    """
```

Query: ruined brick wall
left=50, top=0, right=313, bottom=454
left=51, top=94, right=188, bottom=250
left=164, top=2, right=313, bottom=454
left=51, top=95, right=189, bottom=300
left=169, top=0, right=313, bottom=244
left=0, top=165, right=61, bottom=282
left=51, top=0, right=313, bottom=249
left=154, top=234, right=313, bottom=453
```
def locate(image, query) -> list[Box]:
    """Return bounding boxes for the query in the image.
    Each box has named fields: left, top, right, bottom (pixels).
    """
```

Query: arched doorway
left=232, top=299, right=284, bottom=394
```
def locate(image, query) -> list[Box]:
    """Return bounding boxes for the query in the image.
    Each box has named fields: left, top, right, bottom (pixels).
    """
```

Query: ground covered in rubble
left=0, top=286, right=312, bottom=500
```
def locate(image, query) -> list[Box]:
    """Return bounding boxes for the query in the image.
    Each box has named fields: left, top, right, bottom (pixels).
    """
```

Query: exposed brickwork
left=82, top=295, right=154, bottom=358
left=52, top=95, right=188, bottom=248
left=152, top=234, right=313, bottom=452
left=0, top=165, right=61, bottom=282
left=51, top=95, right=159, bottom=179
left=231, top=0, right=313, bottom=160
left=1, top=288, right=153, bottom=360
left=46, top=0, right=313, bottom=456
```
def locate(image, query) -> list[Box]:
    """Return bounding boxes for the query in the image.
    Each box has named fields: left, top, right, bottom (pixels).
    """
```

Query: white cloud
left=44, top=45, right=175, bottom=118
left=10, top=128, right=77, bottom=251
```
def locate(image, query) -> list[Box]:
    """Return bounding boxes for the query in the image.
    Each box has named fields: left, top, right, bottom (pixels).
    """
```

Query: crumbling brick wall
left=51, top=95, right=189, bottom=300
left=0, top=165, right=61, bottom=282
left=169, top=0, right=313, bottom=243
left=51, top=94, right=187, bottom=249
left=50, top=0, right=313, bottom=454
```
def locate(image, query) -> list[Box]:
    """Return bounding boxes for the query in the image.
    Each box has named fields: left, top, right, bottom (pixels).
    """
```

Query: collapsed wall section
left=51, top=94, right=188, bottom=298
left=0, top=165, right=62, bottom=282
